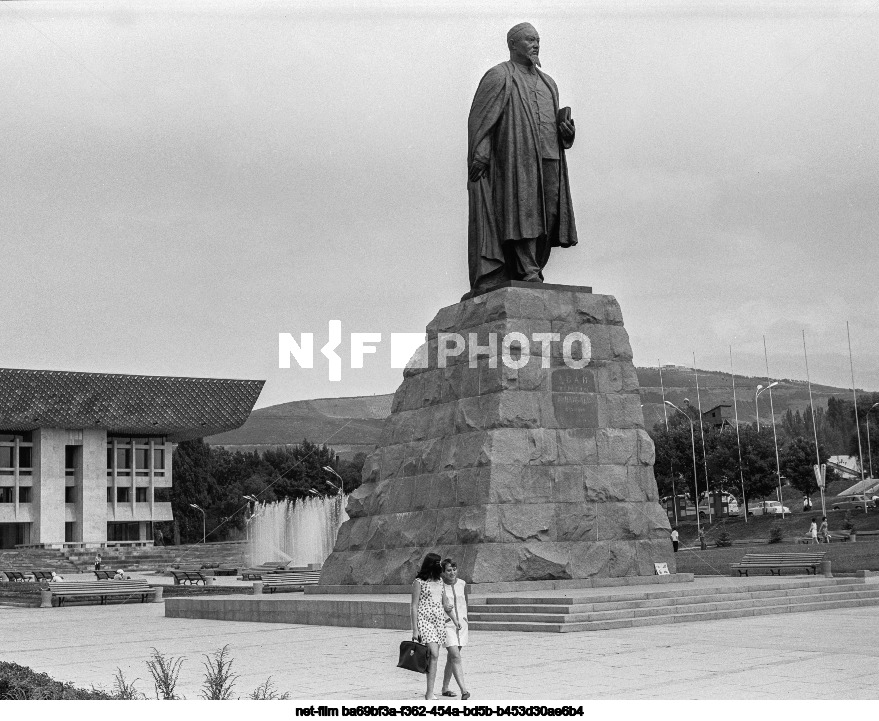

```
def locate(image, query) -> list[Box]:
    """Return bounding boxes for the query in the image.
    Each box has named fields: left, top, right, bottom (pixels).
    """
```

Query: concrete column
left=33, top=429, right=65, bottom=545
left=80, top=429, right=107, bottom=544
left=13, top=436, right=19, bottom=520
left=148, top=438, right=155, bottom=519
left=111, top=438, right=118, bottom=524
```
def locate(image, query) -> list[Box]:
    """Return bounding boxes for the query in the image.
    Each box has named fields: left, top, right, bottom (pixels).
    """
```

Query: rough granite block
left=321, top=286, right=671, bottom=586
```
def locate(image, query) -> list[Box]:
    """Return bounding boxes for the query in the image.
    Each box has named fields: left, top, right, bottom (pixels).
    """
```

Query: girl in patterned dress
left=410, top=553, right=452, bottom=700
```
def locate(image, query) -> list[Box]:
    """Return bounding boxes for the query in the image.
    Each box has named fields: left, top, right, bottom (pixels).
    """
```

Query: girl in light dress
left=439, top=558, right=470, bottom=700
left=410, top=553, right=462, bottom=700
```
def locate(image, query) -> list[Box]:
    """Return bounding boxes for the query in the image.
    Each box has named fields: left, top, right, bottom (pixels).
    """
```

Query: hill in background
left=205, top=366, right=855, bottom=458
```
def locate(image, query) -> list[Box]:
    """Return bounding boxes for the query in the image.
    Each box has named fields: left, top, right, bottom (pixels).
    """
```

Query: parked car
left=831, top=495, right=877, bottom=511
left=747, top=500, right=791, bottom=516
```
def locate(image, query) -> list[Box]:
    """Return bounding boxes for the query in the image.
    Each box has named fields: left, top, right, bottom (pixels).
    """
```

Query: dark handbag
left=397, top=639, right=429, bottom=674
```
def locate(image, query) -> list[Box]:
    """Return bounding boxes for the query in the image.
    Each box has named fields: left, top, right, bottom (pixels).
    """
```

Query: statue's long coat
left=467, top=61, right=577, bottom=290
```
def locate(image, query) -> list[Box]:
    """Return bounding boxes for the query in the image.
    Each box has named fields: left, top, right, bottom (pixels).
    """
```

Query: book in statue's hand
left=557, top=106, right=571, bottom=124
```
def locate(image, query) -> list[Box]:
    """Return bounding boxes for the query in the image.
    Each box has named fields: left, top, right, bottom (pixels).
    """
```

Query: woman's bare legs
left=441, top=645, right=468, bottom=695
left=425, top=642, right=441, bottom=699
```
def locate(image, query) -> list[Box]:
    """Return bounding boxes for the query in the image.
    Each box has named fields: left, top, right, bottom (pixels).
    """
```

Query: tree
left=170, top=439, right=215, bottom=544
left=168, top=439, right=367, bottom=544
left=651, top=418, right=780, bottom=505
left=780, top=436, right=823, bottom=497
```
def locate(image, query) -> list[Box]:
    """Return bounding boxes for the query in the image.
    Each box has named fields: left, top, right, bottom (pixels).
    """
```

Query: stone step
left=480, top=577, right=858, bottom=606
left=470, top=587, right=879, bottom=624
left=470, top=590, right=879, bottom=632
left=470, top=580, right=866, bottom=615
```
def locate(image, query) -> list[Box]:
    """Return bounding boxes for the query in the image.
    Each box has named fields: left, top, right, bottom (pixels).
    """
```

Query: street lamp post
left=754, top=382, right=778, bottom=431
left=189, top=503, right=206, bottom=544
left=665, top=401, right=702, bottom=536
left=323, top=466, right=344, bottom=498
left=242, top=495, right=259, bottom=545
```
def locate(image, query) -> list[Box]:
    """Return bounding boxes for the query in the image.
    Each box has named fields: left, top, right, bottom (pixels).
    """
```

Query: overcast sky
left=2, top=0, right=877, bottom=409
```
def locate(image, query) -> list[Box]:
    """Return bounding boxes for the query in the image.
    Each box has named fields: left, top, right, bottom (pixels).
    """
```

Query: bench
left=94, top=570, right=115, bottom=580
left=170, top=569, right=207, bottom=585
left=41, top=579, right=162, bottom=608
left=32, top=571, right=54, bottom=582
left=1, top=571, right=30, bottom=582
left=199, top=564, right=238, bottom=576
left=240, top=562, right=290, bottom=581
left=256, top=570, right=322, bottom=594
left=731, top=552, right=827, bottom=576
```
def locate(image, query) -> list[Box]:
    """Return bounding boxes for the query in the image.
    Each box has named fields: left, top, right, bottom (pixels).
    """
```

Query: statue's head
left=507, top=22, right=540, bottom=67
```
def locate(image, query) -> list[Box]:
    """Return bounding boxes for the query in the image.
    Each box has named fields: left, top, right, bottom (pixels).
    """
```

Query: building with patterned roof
left=0, top=368, right=263, bottom=549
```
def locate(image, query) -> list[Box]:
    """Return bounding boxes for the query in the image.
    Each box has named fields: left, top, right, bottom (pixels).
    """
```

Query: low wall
left=675, top=542, right=879, bottom=575
left=165, top=594, right=411, bottom=630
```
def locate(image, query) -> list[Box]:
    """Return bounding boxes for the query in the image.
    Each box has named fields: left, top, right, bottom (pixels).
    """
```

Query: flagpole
left=693, top=353, right=711, bottom=523
left=658, top=360, right=678, bottom=525
left=763, top=336, right=786, bottom=519
left=803, top=330, right=825, bottom=517
left=729, top=346, right=747, bottom=523
left=847, top=322, right=868, bottom=513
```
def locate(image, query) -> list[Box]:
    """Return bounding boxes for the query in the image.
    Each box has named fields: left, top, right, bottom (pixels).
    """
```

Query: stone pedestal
left=319, top=284, right=675, bottom=587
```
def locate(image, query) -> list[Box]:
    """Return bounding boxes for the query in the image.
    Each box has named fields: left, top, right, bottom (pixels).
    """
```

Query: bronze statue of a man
left=467, top=23, right=577, bottom=295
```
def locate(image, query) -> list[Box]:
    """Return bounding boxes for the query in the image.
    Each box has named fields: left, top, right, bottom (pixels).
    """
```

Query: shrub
left=249, top=677, right=291, bottom=700
left=0, top=662, right=112, bottom=700
left=146, top=648, right=184, bottom=700
left=715, top=531, right=732, bottom=548
left=200, top=645, right=238, bottom=700
left=112, top=668, right=143, bottom=700
left=768, top=525, right=784, bottom=544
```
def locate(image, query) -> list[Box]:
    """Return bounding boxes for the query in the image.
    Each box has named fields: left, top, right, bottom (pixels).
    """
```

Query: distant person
left=670, top=528, right=679, bottom=553
left=803, top=495, right=812, bottom=512
left=113, top=569, right=128, bottom=580
left=410, top=553, right=451, bottom=701
left=699, top=527, right=706, bottom=551
left=94, top=554, right=102, bottom=571
left=50, top=571, right=64, bottom=582
left=439, top=559, right=470, bottom=701
left=808, top=518, right=819, bottom=544
left=819, top=516, right=830, bottom=543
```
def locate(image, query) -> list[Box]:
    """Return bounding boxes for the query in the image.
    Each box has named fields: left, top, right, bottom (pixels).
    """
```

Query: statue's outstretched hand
left=469, top=159, right=489, bottom=182
left=559, top=118, right=575, bottom=143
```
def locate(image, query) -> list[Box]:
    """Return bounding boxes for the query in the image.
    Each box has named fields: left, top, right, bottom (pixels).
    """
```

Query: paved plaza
left=1, top=580, right=878, bottom=700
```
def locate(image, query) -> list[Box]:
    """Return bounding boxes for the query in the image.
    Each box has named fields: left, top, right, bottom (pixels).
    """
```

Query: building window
left=116, top=487, right=130, bottom=503
left=135, top=487, right=149, bottom=503
left=18, top=487, right=32, bottom=503
left=0, top=436, right=33, bottom=475
left=107, top=486, right=113, bottom=503
left=135, top=448, right=150, bottom=470
left=107, top=522, right=140, bottom=542
left=65, top=486, right=76, bottom=504
left=65, top=446, right=79, bottom=476
left=116, top=448, right=131, bottom=471
left=65, top=522, right=75, bottom=543
left=154, top=448, right=165, bottom=470
left=0, top=487, right=13, bottom=503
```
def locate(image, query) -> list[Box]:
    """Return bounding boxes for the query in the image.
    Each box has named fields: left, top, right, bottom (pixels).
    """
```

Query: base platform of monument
left=305, top=572, right=692, bottom=595
left=163, top=576, right=879, bottom=633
